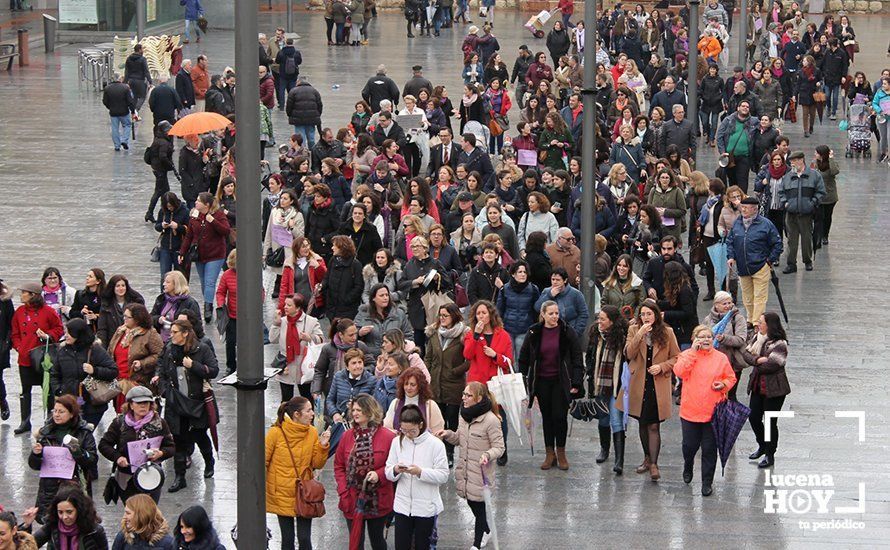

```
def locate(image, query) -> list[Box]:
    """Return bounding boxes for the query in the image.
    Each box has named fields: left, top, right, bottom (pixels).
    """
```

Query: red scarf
left=285, top=311, right=303, bottom=363
left=768, top=161, right=787, bottom=180
left=802, top=65, right=815, bottom=81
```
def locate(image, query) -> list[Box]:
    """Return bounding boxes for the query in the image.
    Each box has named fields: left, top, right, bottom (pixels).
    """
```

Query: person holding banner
left=27, top=395, right=99, bottom=523
left=99, top=386, right=175, bottom=504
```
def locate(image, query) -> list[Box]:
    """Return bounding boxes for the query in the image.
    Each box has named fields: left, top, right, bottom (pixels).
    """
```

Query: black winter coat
left=157, top=341, right=218, bottom=434
left=154, top=204, right=190, bottom=253
left=338, top=221, right=383, bottom=267
left=103, top=81, right=136, bottom=117
left=371, top=121, right=408, bottom=149
left=29, top=418, right=99, bottom=521
left=699, top=74, right=725, bottom=113
left=518, top=321, right=584, bottom=402
left=547, top=29, right=572, bottom=62
left=658, top=285, right=698, bottom=345
left=98, top=412, right=175, bottom=475
left=178, top=146, right=206, bottom=202
left=311, top=139, right=348, bottom=172
left=820, top=47, right=849, bottom=86
left=0, top=295, right=14, bottom=370
left=148, top=84, right=182, bottom=124
left=398, top=256, right=452, bottom=330
left=149, top=293, right=201, bottom=333
left=204, top=85, right=235, bottom=116
left=149, top=128, right=175, bottom=173
left=176, top=69, right=196, bottom=108
left=124, top=53, right=151, bottom=82
left=96, top=293, right=145, bottom=348
left=33, top=523, right=108, bottom=550
left=306, top=201, right=340, bottom=259
left=524, top=249, right=552, bottom=293
left=466, top=261, right=508, bottom=305
left=50, top=342, right=118, bottom=418
left=286, top=82, right=324, bottom=126
left=796, top=68, right=822, bottom=106
left=70, top=288, right=101, bottom=331
left=322, top=255, right=364, bottom=320
left=361, top=73, right=401, bottom=112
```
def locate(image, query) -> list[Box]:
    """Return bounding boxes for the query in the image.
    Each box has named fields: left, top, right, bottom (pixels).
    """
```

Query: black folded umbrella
left=769, top=266, right=789, bottom=323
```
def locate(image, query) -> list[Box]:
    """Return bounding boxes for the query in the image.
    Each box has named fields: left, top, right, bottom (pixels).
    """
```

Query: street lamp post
left=580, top=0, right=597, bottom=312
left=738, top=0, right=749, bottom=68
left=234, top=0, right=266, bottom=546
left=688, top=0, right=701, bottom=129
left=287, top=0, right=294, bottom=33
left=136, top=0, right=145, bottom=40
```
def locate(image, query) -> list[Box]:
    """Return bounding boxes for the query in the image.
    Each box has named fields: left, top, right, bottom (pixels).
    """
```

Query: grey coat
left=353, top=304, right=414, bottom=358
left=361, top=262, right=403, bottom=305
left=310, top=341, right=374, bottom=395
left=778, top=167, right=826, bottom=216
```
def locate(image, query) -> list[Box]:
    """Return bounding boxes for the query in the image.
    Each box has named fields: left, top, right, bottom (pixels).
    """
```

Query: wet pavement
left=1, top=8, right=890, bottom=549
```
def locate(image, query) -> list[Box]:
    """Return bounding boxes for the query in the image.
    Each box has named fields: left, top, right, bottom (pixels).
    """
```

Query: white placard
left=59, top=0, right=98, bottom=24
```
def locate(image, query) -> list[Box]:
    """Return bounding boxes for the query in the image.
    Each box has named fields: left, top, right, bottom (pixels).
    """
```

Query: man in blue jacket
left=726, top=197, right=783, bottom=327
left=777, top=150, right=825, bottom=273
left=181, top=0, right=204, bottom=44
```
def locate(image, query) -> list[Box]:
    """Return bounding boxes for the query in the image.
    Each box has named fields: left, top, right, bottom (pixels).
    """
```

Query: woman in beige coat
left=436, top=381, right=504, bottom=550
left=270, top=294, right=325, bottom=403
left=618, top=300, right=679, bottom=482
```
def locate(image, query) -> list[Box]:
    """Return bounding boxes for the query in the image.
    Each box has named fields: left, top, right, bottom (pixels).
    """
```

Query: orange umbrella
left=167, top=112, right=232, bottom=137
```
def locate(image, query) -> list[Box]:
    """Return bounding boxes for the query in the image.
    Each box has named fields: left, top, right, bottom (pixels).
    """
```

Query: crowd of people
left=3, top=0, right=885, bottom=548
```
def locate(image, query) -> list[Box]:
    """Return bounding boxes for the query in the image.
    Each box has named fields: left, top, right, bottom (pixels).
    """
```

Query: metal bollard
left=17, top=28, right=29, bottom=66
left=43, top=14, right=57, bottom=53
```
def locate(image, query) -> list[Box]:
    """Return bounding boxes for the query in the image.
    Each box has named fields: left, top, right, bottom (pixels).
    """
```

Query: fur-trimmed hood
left=362, top=261, right=401, bottom=279
left=120, top=517, right=171, bottom=544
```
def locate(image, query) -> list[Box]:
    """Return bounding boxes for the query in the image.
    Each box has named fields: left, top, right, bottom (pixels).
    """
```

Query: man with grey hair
left=368, top=98, right=393, bottom=129
left=148, top=72, right=183, bottom=126
left=361, top=64, right=400, bottom=113
left=546, top=227, right=581, bottom=286
left=102, top=73, right=136, bottom=151
left=175, top=59, right=196, bottom=115
left=660, top=104, right=697, bottom=161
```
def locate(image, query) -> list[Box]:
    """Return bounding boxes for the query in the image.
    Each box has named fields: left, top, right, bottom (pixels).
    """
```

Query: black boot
left=612, top=432, right=625, bottom=475
left=204, top=455, right=215, bottom=478
left=204, top=302, right=213, bottom=323
left=596, top=426, right=611, bottom=463
left=170, top=456, right=188, bottom=492
left=496, top=447, right=508, bottom=466
left=14, top=395, right=31, bottom=435
left=0, top=397, right=9, bottom=421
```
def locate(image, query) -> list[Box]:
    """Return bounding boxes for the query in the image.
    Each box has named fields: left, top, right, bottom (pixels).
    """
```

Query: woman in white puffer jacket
left=385, top=404, right=449, bottom=550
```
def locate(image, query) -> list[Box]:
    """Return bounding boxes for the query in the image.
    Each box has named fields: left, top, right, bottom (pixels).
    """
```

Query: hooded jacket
left=496, top=281, right=540, bottom=337
left=673, top=348, right=736, bottom=422
left=354, top=303, right=414, bottom=358
left=601, top=272, right=645, bottom=316
left=286, top=81, right=323, bottom=126
left=385, top=431, right=449, bottom=517
left=265, top=417, right=329, bottom=517
left=111, top=521, right=175, bottom=549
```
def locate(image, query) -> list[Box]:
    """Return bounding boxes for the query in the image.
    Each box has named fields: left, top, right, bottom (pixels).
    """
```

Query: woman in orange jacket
left=697, top=31, right=723, bottom=65
left=673, top=324, right=736, bottom=497
left=463, top=300, right=513, bottom=465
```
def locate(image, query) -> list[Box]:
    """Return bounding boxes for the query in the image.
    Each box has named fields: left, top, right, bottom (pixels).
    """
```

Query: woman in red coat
left=178, top=191, right=231, bottom=324
left=334, top=394, right=396, bottom=550
left=10, top=282, right=65, bottom=434
left=463, top=299, right=513, bottom=465
left=278, top=236, right=328, bottom=316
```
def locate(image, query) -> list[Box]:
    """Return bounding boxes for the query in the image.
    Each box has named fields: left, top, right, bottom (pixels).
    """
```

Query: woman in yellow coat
left=265, top=396, right=332, bottom=550
left=618, top=299, right=680, bottom=482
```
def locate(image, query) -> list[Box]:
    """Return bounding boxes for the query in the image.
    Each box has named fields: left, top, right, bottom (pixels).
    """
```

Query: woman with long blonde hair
left=112, top=494, right=174, bottom=548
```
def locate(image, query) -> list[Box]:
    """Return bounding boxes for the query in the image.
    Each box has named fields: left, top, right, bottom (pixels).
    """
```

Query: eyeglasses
left=438, top=313, right=451, bottom=318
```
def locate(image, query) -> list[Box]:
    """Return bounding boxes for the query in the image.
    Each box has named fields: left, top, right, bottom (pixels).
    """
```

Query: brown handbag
left=487, top=116, right=504, bottom=137
left=280, top=427, right=326, bottom=519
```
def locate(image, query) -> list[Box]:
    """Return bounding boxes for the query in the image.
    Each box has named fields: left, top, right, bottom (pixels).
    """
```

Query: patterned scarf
left=347, top=426, right=379, bottom=516
left=593, top=331, right=622, bottom=397
left=117, top=326, right=145, bottom=348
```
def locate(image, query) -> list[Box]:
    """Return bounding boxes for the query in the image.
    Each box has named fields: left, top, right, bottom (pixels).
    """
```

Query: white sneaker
left=480, top=531, right=491, bottom=548
left=470, top=547, right=480, bottom=550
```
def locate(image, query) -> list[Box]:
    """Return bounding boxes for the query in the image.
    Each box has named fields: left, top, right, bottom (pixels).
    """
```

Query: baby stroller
left=844, top=103, right=872, bottom=158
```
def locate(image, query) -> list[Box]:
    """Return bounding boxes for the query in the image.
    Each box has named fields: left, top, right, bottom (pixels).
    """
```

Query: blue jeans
left=826, top=84, right=841, bottom=116
left=195, top=258, right=225, bottom=305
left=509, top=333, right=526, bottom=359
left=562, top=13, right=574, bottom=28
left=335, top=22, right=346, bottom=43
left=700, top=110, right=720, bottom=141
left=158, top=249, right=181, bottom=291
left=278, top=76, right=297, bottom=110
left=597, top=395, right=624, bottom=433
left=293, top=125, right=316, bottom=149
left=110, top=115, right=132, bottom=148
left=184, top=19, right=202, bottom=42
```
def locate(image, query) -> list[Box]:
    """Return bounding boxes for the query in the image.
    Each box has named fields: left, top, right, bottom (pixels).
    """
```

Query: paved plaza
left=1, top=7, right=890, bottom=549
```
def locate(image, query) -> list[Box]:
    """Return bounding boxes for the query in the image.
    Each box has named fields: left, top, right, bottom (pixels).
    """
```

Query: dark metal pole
left=136, top=0, right=145, bottom=40
left=580, top=0, right=597, bottom=311
left=738, top=0, right=749, bottom=68
left=286, top=0, right=293, bottom=33
left=234, top=0, right=265, bottom=545
left=688, top=0, right=701, bottom=130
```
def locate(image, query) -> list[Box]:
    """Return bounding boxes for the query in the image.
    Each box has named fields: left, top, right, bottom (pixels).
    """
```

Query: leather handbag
left=150, top=234, right=161, bottom=263
left=280, top=427, right=326, bottom=518
left=689, top=237, right=708, bottom=265
left=488, top=116, right=504, bottom=137
left=82, top=347, right=122, bottom=405
left=187, top=243, right=200, bottom=263
left=265, top=247, right=285, bottom=268
left=813, top=91, right=827, bottom=103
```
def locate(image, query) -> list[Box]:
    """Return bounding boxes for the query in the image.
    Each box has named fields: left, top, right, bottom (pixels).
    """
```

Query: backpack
left=143, top=144, right=154, bottom=165
left=283, top=52, right=298, bottom=78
